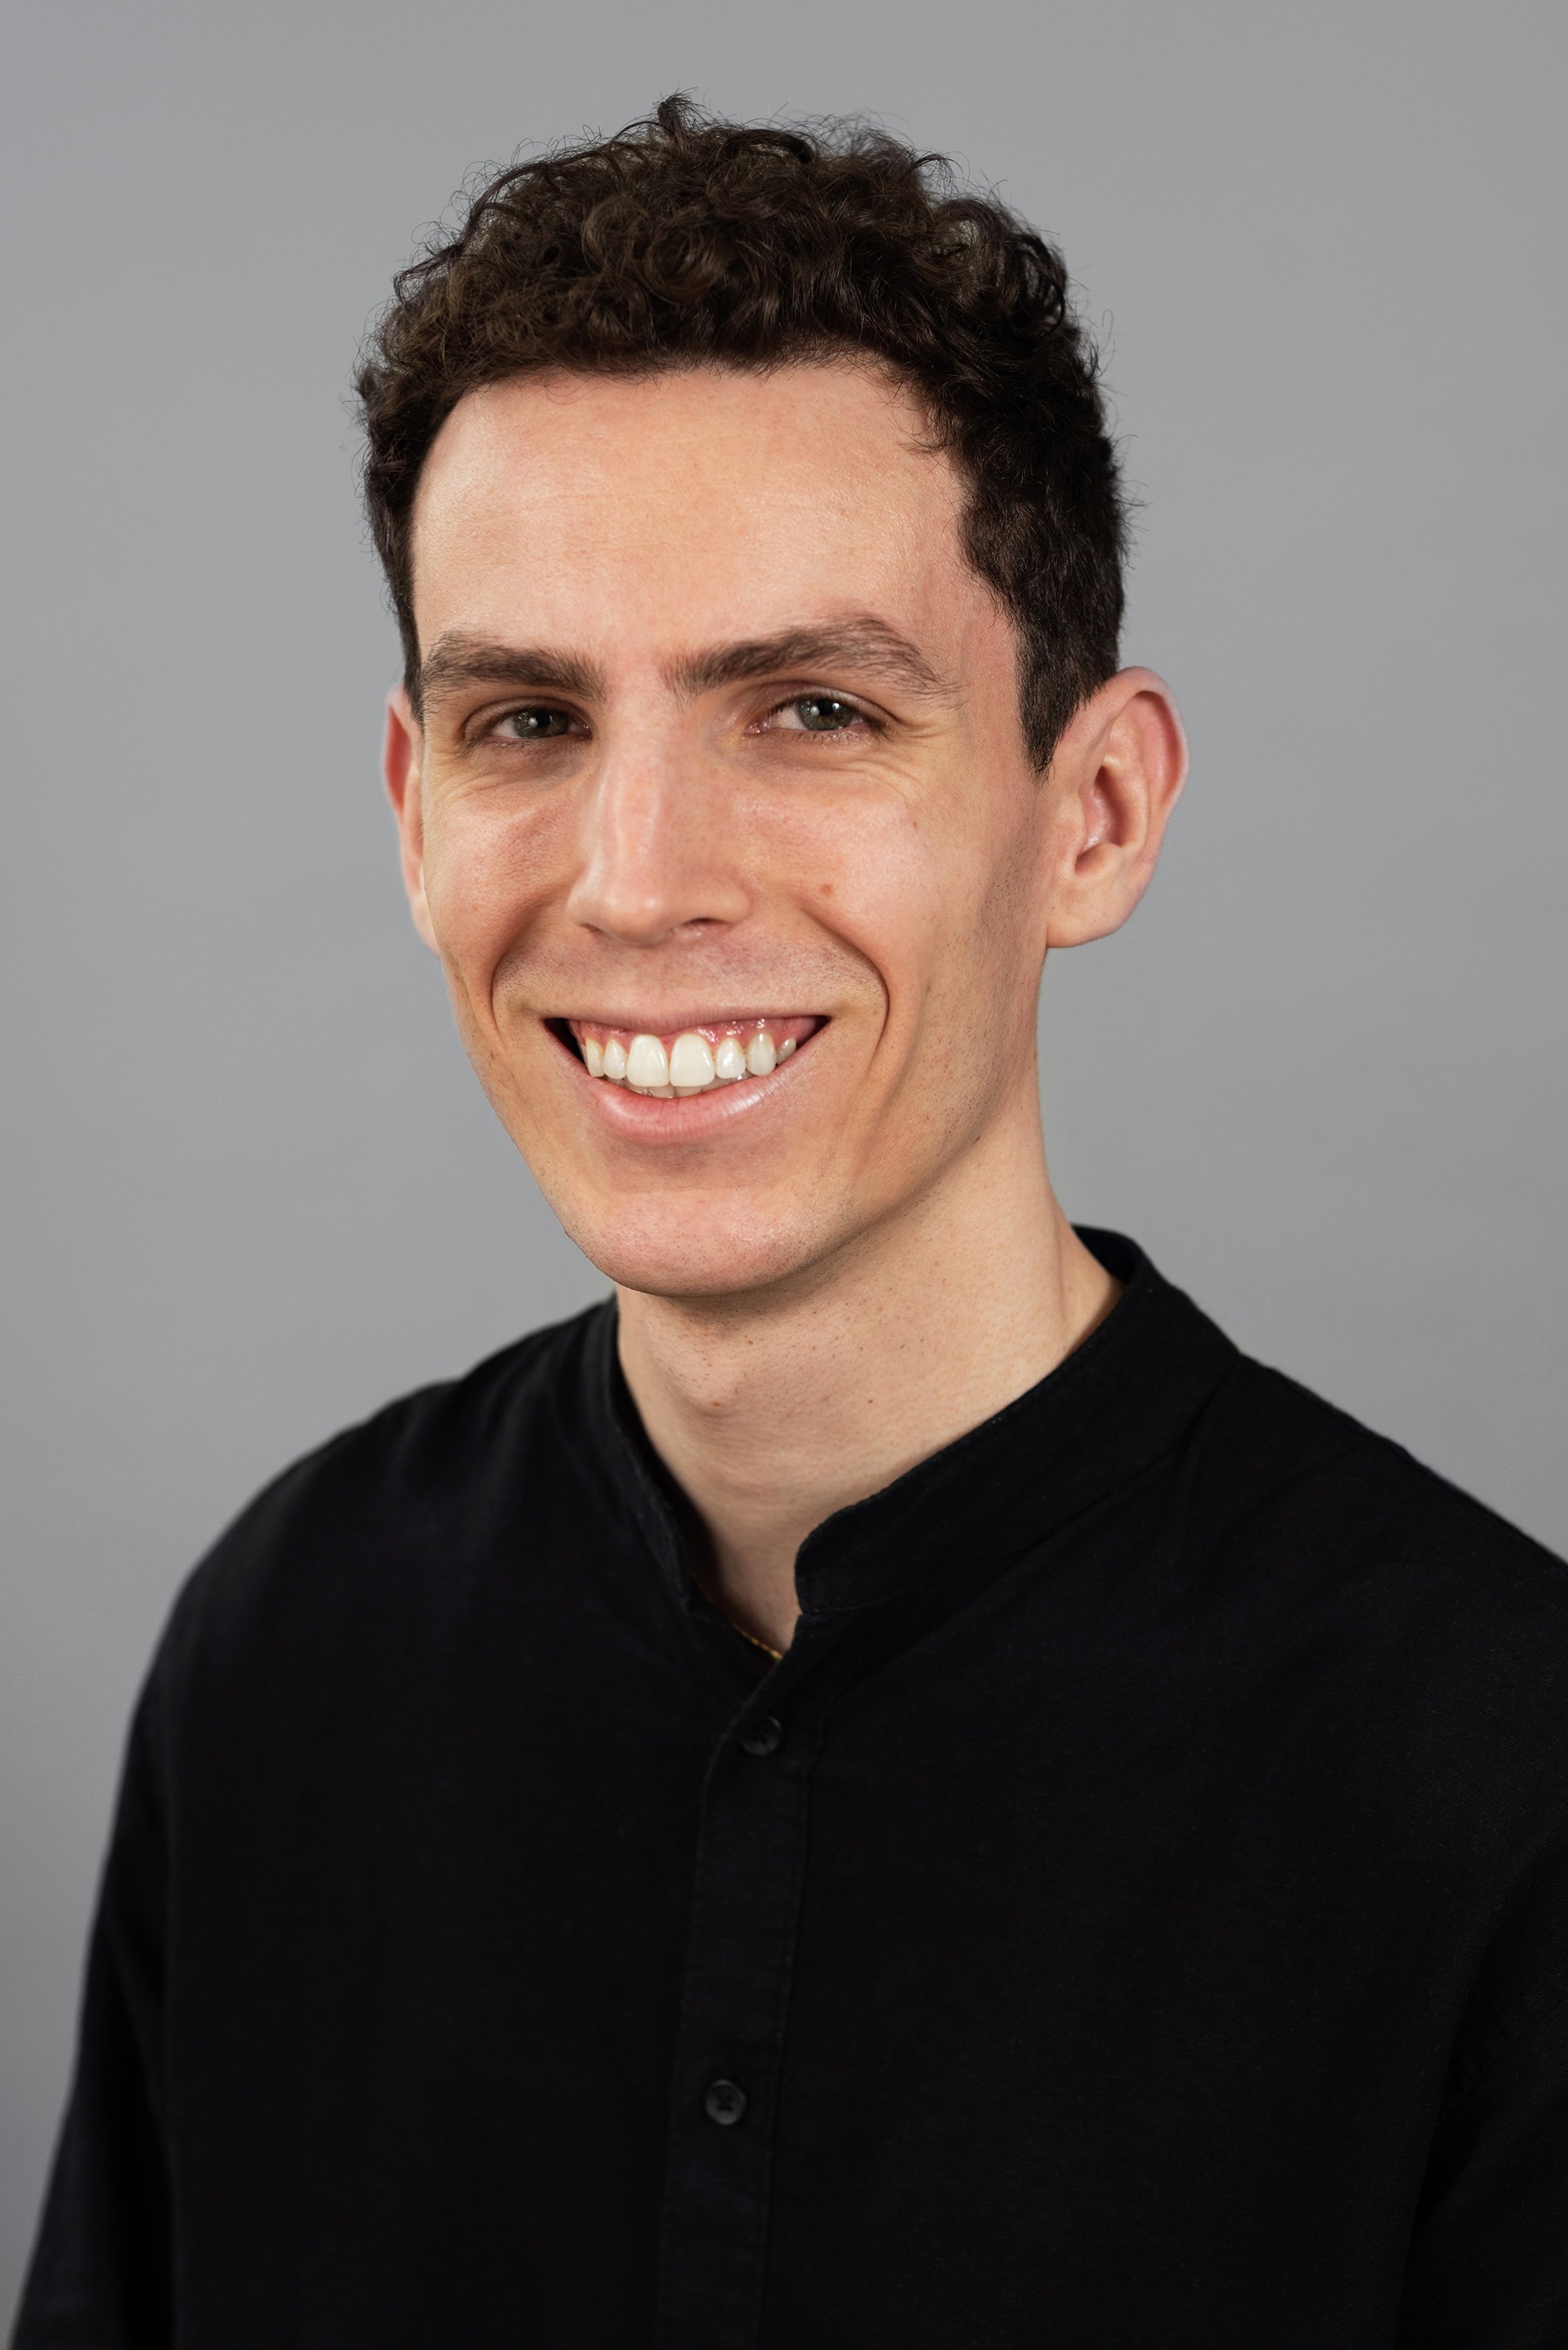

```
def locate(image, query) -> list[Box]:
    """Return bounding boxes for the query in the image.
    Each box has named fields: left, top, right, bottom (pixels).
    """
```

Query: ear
left=1042, top=669, right=1188, bottom=949
left=382, top=685, right=439, bottom=954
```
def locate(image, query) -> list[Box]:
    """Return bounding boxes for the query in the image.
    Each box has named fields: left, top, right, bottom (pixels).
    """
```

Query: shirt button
left=739, top=1716, right=783, bottom=1757
left=704, top=2078, right=748, bottom=2128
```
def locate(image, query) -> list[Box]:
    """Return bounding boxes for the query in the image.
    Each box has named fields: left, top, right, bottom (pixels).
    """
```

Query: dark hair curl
left=356, top=96, right=1125, bottom=765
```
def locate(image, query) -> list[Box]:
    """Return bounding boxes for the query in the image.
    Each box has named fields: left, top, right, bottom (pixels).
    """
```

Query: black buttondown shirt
left=19, top=1233, right=1568, bottom=2347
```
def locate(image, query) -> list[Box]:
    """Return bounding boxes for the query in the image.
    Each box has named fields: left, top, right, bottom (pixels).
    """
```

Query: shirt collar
left=587, top=1230, right=1237, bottom=1630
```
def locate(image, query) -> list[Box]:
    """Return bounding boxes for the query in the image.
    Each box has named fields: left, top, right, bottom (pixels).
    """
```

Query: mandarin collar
left=589, top=1231, right=1237, bottom=1630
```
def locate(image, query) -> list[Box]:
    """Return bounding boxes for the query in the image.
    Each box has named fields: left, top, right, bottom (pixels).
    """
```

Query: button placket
left=652, top=1672, right=822, bottom=2350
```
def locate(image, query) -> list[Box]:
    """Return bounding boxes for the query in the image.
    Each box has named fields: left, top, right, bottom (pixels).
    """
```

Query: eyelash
left=482, top=692, right=882, bottom=743
left=754, top=693, right=880, bottom=738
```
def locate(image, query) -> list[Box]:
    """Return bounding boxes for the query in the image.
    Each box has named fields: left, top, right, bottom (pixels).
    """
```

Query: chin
left=551, top=1191, right=841, bottom=1304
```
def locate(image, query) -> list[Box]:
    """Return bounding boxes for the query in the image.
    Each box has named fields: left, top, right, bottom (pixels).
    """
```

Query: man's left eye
left=499, top=707, right=576, bottom=740
left=777, top=695, right=861, bottom=732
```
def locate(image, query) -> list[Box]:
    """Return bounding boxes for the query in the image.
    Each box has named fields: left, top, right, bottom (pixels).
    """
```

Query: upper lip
left=557, top=1012, right=821, bottom=1029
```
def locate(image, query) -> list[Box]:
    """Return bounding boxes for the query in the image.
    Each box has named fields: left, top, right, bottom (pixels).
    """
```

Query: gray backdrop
left=4, top=0, right=1565, bottom=2307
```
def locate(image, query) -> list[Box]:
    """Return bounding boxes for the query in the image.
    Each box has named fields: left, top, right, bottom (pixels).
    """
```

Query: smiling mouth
left=554, top=1015, right=825, bottom=1097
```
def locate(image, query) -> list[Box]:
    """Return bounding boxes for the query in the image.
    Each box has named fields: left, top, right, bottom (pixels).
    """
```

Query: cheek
left=421, top=798, right=567, bottom=992
left=783, top=804, right=950, bottom=1026
left=827, top=793, right=1039, bottom=1021
left=849, top=808, right=1047, bottom=1155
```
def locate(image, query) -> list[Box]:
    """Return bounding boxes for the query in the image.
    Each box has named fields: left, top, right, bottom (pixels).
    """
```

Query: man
left=17, top=96, right=1568, bottom=2349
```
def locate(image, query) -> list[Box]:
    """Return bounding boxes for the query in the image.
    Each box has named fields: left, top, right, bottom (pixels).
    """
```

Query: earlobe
left=1047, top=669, right=1187, bottom=949
left=382, top=686, right=439, bottom=955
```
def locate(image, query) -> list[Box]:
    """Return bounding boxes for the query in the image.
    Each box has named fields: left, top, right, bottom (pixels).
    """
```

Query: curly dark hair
left=356, top=96, right=1125, bottom=765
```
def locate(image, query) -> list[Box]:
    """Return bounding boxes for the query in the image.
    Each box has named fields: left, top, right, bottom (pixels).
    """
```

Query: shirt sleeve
left=1399, top=1909, right=1568, bottom=2343
left=13, top=1677, right=175, bottom=2349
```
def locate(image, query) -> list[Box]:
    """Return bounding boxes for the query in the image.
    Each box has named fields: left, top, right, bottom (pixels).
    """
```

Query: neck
left=616, top=1089, right=1118, bottom=1654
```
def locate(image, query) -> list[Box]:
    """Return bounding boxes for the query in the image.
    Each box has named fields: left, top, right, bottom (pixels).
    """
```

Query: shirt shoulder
left=152, top=1302, right=616, bottom=1701
left=1169, top=1351, right=1568, bottom=2021
left=1176, top=1349, right=1568, bottom=1803
left=1193, top=1348, right=1566, bottom=1602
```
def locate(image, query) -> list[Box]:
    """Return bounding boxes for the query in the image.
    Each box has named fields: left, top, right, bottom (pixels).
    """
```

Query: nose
left=565, top=729, right=750, bottom=945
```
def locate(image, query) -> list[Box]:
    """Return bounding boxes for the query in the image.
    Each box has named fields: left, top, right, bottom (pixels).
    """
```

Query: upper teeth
left=668, top=1033, right=715, bottom=1090
left=580, top=1025, right=799, bottom=1094
left=627, top=1032, right=675, bottom=1090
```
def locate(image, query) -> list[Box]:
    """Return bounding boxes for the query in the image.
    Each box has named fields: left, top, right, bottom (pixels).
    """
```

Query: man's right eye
left=497, top=706, right=577, bottom=740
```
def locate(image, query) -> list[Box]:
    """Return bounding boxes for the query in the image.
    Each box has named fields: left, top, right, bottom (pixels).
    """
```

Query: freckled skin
left=384, top=363, right=1182, bottom=1316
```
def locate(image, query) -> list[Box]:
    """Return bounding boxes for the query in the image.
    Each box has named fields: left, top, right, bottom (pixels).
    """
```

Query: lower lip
left=550, top=1025, right=822, bottom=1144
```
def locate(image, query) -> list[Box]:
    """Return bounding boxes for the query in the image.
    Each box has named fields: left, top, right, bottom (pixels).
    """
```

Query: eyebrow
left=415, top=616, right=948, bottom=718
left=416, top=634, right=607, bottom=715
left=664, top=618, right=949, bottom=702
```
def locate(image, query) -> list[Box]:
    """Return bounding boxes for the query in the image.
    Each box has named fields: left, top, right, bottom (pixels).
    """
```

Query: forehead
left=410, top=363, right=980, bottom=658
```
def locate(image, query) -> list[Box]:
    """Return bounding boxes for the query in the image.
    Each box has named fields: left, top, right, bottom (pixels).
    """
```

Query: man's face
left=392, top=363, right=1069, bottom=1300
